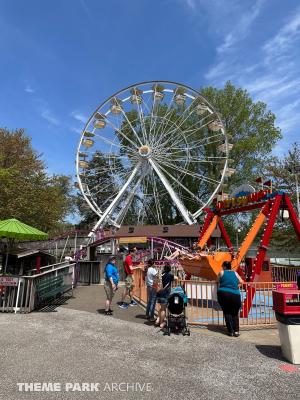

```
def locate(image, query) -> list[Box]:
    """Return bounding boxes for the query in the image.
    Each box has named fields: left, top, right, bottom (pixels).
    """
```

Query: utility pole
left=295, top=172, right=300, bottom=220
left=288, top=163, right=300, bottom=221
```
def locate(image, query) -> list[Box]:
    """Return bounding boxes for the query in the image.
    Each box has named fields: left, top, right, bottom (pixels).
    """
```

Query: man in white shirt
left=145, top=259, right=158, bottom=321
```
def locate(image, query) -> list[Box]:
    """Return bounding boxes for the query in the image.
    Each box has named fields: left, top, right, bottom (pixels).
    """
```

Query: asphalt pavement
left=0, top=285, right=299, bottom=400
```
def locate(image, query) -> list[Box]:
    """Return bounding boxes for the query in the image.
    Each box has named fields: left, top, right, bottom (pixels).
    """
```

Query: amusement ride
left=75, top=81, right=300, bottom=317
left=76, top=81, right=231, bottom=232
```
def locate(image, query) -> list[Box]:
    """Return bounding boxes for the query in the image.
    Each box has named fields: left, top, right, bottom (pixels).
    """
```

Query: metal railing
left=132, top=268, right=297, bottom=327
left=0, top=262, right=75, bottom=313
left=182, top=280, right=291, bottom=327
left=272, top=264, right=300, bottom=282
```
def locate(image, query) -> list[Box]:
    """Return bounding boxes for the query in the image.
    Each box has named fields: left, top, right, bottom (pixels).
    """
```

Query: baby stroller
left=165, top=286, right=190, bottom=336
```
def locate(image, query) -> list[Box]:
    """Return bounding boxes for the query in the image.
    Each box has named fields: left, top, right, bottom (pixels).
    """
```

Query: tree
left=264, top=142, right=300, bottom=195
left=201, top=82, right=282, bottom=190
left=263, top=142, right=300, bottom=253
left=76, top=150, right=120, bottom=225
left=0, top=128, right=74, bottom=233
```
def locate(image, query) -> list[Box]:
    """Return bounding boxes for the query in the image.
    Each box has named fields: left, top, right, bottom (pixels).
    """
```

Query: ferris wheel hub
left=138, top=145, right=151, bottom=158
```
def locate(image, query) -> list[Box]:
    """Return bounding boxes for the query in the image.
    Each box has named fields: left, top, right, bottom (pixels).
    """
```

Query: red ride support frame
left=217, top=218, right=234, bottom=252
left=241, top=195, right=282, bottom=317
left=253, top=196, right=282, bottom=279
left=284, top=194, right=300, bottom=240
left=198, top=209, right=214, bottom=243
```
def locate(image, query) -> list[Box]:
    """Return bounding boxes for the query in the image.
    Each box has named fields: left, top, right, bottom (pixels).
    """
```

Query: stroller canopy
left=168, top=286, right=188, bottom=304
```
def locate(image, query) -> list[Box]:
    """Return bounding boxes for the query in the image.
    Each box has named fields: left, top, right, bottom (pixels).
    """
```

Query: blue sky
left=0, top=0, right=300, bottom=179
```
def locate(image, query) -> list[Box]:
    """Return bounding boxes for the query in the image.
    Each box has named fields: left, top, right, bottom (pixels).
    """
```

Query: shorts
left=156, top=290, right=170, bottom=305
left=125, top=275, right=134, bottom=291
left=104, top=280, right=115, bottom=301
left=156, top=296, right=168, bottom=305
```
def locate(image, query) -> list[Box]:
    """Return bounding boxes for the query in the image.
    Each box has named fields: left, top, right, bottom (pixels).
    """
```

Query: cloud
left=181, top=0, right=197, bottom=10
left=41, top=108, right=59, bottom=125
left=24, top=85, right=35, bottom=94
left=263, top=10, right=300, bottom=64
left=276, top=98, right=300, bottom=133
left=79, top=0, right=93, bottom=22
left=202, top=3, right=300, bottom=152
left=70, top=111, right=87, bottom=124
left=217, top=0, right=265, bottom=54
left=70, top=126, right=83, bottom=134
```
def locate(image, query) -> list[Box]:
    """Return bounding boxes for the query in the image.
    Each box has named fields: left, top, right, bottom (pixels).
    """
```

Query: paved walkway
left=1, top=285, right=299, bottom=400
left=60, top=285, right=281, bottom=346
left=1, top=304, right=299, bottom=400
left=61, top=284, right=148, bottom=325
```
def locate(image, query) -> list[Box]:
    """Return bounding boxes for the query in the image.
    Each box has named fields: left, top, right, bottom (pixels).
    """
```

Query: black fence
left=77, top=255, right=126, bottom=285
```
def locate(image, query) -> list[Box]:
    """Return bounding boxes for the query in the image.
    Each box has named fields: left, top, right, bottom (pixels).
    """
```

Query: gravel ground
left=0, top=306, right=299, bottom=400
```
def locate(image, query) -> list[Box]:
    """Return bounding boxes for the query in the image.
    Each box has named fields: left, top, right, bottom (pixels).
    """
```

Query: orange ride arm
left=198, top=215, right=219, bottom=249
left=232, top=210, right=266, bottom=270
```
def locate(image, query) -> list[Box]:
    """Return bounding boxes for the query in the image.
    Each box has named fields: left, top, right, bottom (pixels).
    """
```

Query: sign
left=0, top=276, right=19, bottom=286
left=118, top=237, right=148, bottom=244
left=216, top=189, right=271, bottom=211
left=274, top=283, right=298, bottom=291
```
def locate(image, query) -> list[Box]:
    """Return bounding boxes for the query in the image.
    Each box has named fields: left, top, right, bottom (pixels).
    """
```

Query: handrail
left=23, top=263, right=75, bottom=279
left=26, top=261, right=71, bottom=274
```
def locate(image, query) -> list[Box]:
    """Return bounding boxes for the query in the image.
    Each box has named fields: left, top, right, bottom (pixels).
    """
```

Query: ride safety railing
left=132, top=267, right=297, bottom=327
left=0, top=262, right=75, bottom=313
left=271, top=264, right=300, bottom=282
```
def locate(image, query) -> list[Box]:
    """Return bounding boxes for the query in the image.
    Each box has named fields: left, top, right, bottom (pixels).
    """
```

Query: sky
left=0, top=0, right=300, bottom=180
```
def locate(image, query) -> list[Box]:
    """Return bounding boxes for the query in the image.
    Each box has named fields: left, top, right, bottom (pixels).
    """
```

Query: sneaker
left=234, top=332, right=240, bottom=337
left=118, top=303, right=129, bottom=309
left=104, top=310, right=112, bottom=316
left=129, top=300, right=137, bottom=306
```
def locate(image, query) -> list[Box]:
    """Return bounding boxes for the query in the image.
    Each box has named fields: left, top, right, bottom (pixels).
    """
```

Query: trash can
left=273, top=289, right=300, bottom=364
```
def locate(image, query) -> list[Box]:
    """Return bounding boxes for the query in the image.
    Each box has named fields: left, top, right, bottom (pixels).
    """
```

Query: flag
left=263, top=180, right=272, bottom=187
left=255, top=177, right=263, bottom=183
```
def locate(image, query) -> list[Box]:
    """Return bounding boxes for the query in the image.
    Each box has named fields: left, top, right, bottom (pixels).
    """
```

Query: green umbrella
left=0, top=218, right=48, bottom=240
left=0, top=219, right=48, bottom=273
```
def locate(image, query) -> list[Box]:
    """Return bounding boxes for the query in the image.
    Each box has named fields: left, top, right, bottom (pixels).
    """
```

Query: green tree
left=201, top=81, right=282, bottom=190
left=0, top=128, right=74, bottom=233
left=263, top=142, right=300, bottom=253
left=76, top=150, right=120, bottom=225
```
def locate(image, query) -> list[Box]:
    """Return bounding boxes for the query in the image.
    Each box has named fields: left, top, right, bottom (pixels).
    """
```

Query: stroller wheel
left=163, top=327, right=171, bottom=336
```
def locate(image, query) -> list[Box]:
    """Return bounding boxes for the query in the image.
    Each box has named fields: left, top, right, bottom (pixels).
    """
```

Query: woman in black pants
left=217, top=261, right=244, bottom=337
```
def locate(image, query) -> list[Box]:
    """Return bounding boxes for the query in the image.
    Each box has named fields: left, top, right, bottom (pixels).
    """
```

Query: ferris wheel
left=75, top=81, right=233, bottom=230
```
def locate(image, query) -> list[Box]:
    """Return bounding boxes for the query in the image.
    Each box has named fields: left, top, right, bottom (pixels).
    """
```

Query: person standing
left=217, top=261, right=244, bottom=337
left=145, top=259, right=158, bottom=321
left=104, top=256, right=119, bottom=315
left=119, top=248, right=141, bottom=309
left=155, top=264, right=177, bottom=328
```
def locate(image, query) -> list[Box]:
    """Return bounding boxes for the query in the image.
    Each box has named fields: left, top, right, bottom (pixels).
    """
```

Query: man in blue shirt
left=104, top=256, right=119, bottom=315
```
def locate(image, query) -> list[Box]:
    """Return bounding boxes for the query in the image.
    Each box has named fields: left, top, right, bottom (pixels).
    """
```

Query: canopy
left=0, top=218, right=48, bottom=240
